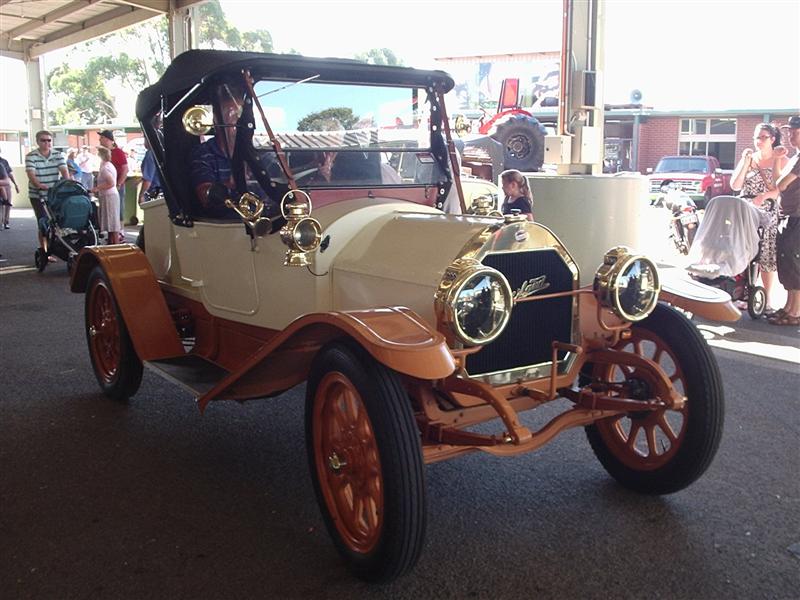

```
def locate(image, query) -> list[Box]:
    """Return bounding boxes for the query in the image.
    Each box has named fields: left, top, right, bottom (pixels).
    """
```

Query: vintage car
left=70, top=50, right=737, bottom=583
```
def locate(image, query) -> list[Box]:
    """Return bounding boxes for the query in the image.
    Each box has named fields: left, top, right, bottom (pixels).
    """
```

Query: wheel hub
left=328, top=451, right=347, bottom=472
left=507, top=135, right=531, bottom=159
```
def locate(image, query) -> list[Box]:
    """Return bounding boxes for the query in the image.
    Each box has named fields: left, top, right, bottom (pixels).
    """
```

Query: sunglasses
left=754, top=135, right=772, bottom=140
left=38, top=138, right=53, bottom=143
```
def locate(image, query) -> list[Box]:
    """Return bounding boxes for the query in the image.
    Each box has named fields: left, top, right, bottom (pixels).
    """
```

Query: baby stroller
left=34, top=179, right=98, bottom=274
left=686, top=195, right=772, bottom=319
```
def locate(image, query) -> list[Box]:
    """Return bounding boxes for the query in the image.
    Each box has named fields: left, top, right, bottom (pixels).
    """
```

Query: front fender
left=658, top=267, right=740, bottom=322
left=70, top=245, right=185, bottom=360
left=197, top=306, right=456, bottom=411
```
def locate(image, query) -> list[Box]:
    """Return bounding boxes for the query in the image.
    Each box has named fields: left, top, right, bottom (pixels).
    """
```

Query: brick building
left=633, top=109, right=796, bottom=172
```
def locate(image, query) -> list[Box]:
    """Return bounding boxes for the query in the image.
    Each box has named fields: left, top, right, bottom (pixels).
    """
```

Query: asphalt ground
left=1, top=209, right=798, bottom=599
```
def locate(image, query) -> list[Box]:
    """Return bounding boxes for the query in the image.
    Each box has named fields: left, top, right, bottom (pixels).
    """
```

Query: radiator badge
left=514, top=275, right=550, bottom=301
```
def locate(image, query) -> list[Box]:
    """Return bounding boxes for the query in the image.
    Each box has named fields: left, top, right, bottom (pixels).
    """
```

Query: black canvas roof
left=136, top=49, right=454, bottom=121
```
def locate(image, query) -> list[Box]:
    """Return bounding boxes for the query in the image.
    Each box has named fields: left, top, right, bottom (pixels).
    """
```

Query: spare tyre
left=492, top=114, right=547, bottom=172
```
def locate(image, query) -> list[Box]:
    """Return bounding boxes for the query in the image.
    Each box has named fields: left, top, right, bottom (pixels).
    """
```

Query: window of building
left=679, top=118, right=737, bottom=169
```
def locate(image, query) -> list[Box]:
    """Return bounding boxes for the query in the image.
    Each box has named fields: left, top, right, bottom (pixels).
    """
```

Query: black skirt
left=777, top=217, right=800, bottom=290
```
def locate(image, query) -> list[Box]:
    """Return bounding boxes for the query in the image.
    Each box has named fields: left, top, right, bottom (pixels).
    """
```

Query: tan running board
left=145, top=355, right=230, bottom=398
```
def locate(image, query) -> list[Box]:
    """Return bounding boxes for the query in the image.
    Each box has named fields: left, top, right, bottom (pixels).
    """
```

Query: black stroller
left=686, top=195, right=772, bottom=319
left=34, top=179, right=98, bottom=273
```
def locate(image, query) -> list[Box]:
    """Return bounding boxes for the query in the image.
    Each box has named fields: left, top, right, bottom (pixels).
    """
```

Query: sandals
left=768, top=313, right=800, bottom=326
left=764, top=308, right=785, bottom=319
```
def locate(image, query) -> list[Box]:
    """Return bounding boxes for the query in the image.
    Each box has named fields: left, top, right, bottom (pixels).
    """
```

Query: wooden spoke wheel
left=306, top=342, right=426, bottom=583
left=586, top=304, right=724, bottom=494
left=313, top=371, right=384, bottom=554
left=85, top=266, right=142, bottom=401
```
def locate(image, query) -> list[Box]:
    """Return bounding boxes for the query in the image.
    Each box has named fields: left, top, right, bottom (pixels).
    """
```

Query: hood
left=313, top=199, right=497, bottom=323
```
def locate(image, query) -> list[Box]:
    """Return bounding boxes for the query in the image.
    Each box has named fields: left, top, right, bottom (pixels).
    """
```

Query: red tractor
left=457, top=78, right=549, bottom=173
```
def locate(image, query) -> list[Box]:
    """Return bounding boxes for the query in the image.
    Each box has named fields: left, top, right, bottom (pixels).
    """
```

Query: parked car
left=647, top=155, right=732, bottom=209
left=70, top=50, right=738, bottom=583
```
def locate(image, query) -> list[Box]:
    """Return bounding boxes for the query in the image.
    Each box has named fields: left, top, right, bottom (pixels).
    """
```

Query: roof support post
left=25, top=56, right=45, bottom=140
left=168, top=1, right=198, bottom=58
left=557, top=0, right=605, bottom=175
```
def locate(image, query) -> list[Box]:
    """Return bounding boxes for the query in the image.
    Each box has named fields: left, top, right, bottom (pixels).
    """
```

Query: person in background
left=729, top=123, right=788, bottom=314
left=500, top=169, right=534, bottom=220
left=92, top=146, right=122, bottom=245
left=25, top=130, right=69, bottom=261
left=0, top=147, right=20, bottom=229
left=98, top=130, right=128, bottom=226
left=771, top=115, right=800, bottom=326
left=138, top=137, right=161, bottom=206
left=66, top=149, right=82, bottom=182
left=76, top=145, right=94, bottom=189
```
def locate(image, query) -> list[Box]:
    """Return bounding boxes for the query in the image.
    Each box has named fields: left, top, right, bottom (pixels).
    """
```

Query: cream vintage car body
left=71, top=50, right=737, bottom=583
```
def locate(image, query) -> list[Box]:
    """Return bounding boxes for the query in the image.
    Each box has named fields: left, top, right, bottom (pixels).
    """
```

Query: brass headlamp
left=593, top=246, right=661, bottom=322
left=279, top=189, right=322, bottom=267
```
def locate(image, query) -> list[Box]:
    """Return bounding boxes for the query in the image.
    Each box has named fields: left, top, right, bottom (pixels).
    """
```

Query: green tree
left=46, top=0, right=274, bottom=125
left=297, top=108, right=359, bottom=132
left=47, top=64, right=117, bottom=124
left=198, top=0, right=273, bottom=52
left=354, top=48, right=403, bottom=66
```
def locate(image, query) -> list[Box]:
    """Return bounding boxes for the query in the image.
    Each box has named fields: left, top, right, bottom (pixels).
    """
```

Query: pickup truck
left=647, top=155, right=732, bottom=209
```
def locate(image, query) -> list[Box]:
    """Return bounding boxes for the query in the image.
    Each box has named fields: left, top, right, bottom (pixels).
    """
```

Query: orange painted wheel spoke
left=657, top=414, right=678, bottom=443
left=626, top=422, right=641, bottom=450
left=653, top=347, right=664, bottom=364
left=645, top=424, right=659, bottom=456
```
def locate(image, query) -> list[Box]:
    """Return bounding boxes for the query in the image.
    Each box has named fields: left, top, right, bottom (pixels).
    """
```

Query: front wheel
left=585, top=303, right=724, bottom=494
left=305, top=342, right=426, bottom=583
left=85, top=266, right=143, bottom=401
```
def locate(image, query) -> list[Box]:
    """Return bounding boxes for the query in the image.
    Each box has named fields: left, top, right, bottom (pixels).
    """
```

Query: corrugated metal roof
left=0, top=0, right=198, bottom=60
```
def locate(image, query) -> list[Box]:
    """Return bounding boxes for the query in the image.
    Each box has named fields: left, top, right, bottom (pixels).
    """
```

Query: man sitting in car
left=190, top=79, right=246, bottom=218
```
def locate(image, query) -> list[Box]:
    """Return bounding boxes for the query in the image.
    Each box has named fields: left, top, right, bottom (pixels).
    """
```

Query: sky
left=1, top=0, right=798, bottom=130
left=218, top=0, right=800, bottom=110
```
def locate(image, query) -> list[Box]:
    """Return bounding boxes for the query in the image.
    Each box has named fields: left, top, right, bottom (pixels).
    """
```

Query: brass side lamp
left=279, top=189, right=322, bottom=267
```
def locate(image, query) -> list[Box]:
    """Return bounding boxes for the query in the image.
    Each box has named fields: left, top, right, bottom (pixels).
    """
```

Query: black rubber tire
left=305, top=341, right=426, bottom=583
left=747, top=286, right=766, bottom=319
left=492, top=114, right=546, bottom=172
left=85, top=266, right=143, bottom=401
left=585, top=303, right=724, bottom=495
left=34, top=248, right=46, bottom=272
left=135, top=225, right=145, bottom=252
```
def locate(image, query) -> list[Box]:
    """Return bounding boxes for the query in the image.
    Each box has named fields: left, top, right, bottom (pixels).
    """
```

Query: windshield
left=655, top=157, right=710, bottom=174
left=251, top=79, right=448, bottom=188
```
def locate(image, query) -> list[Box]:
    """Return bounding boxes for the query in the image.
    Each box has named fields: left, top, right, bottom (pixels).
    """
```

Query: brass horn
left=182, top=105, right=214, bottom=136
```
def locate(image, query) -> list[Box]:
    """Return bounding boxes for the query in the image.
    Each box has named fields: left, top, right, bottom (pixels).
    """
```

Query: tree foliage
left=47, top=64, right=117, bottom=124
left=354, top=48, right=403, bottom=66
left=46, top=0, right=272, bottom=125
left=197, top=0, right=273, bottom=52
left=297, top=108, right=358, bottom=131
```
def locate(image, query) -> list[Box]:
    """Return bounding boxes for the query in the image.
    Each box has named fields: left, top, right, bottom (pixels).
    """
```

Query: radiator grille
left=466, top=249, right=574, bottom=377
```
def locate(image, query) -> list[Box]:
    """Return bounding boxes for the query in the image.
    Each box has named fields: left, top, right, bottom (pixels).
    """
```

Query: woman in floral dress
left=730, top=123, right=788, bottom=313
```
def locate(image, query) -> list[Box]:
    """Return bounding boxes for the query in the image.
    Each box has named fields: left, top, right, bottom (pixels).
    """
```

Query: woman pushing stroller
left=730, top=123, right=788, bottom=314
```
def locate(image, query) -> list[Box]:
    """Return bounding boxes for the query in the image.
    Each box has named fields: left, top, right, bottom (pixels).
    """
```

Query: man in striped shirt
left=25, top=130, right=69, bottom=259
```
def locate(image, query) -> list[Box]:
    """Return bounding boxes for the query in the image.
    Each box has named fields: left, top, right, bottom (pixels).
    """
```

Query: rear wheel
left=747, top=286, right=766, bottom=319
left=305, top=342, right=426, bottom=583
left=492, top=114, right=545, bottom=172
left=585, top=304, right=724, bottom=494
left=85, top=266, right=143, bottom=401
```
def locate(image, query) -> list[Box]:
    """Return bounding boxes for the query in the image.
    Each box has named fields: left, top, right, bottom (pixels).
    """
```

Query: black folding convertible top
left=136, top=49, right=455, bottom=121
